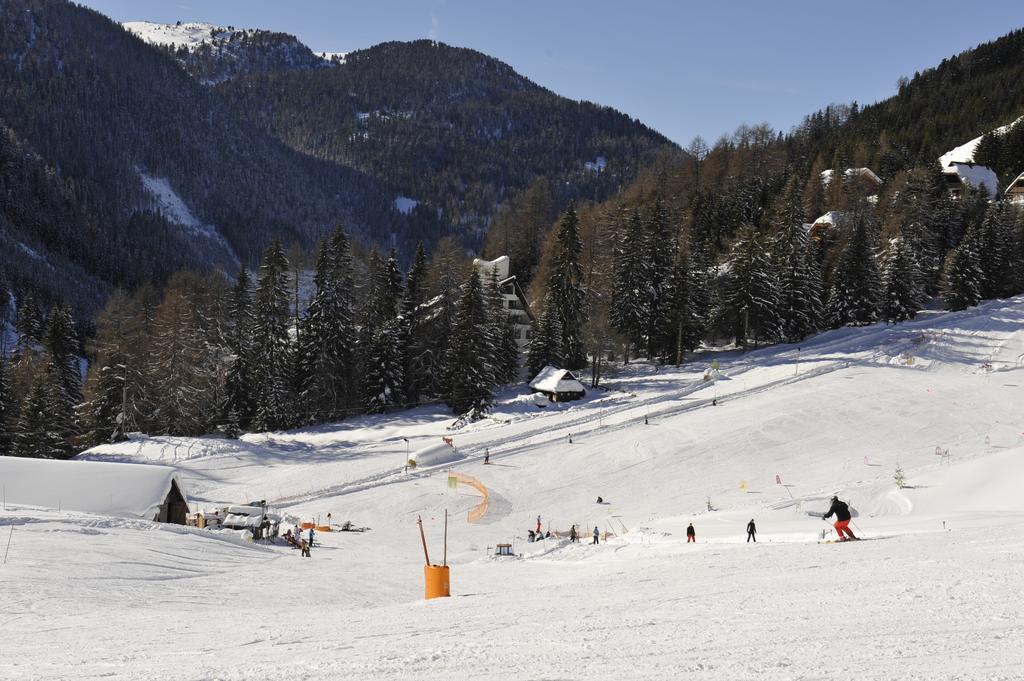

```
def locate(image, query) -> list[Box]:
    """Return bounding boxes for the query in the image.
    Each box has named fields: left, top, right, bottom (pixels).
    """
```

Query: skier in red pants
left=823, top=496, right=858, bottom=541
left=686, top=523, right=696, bottom=543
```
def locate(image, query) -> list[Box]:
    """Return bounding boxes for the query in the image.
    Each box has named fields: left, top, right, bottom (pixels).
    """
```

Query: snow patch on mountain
left=137, top=170, right=237, bottom=262
left=393, top=196, right=419, bottom=214
left=123, top=21, right=234, bottom=49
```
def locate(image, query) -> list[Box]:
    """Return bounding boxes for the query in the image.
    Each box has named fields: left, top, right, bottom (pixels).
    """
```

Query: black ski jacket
left=747, top=522, right=756, bottom=534
left=823, top=499, right=851, bottom=521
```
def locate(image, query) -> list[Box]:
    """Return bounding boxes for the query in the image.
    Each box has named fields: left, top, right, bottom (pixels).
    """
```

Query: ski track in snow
left=4, top=296, right=1024, bottom=680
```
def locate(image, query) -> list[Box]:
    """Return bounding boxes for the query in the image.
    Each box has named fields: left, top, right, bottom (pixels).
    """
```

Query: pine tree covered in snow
left=880, top=232, right=925, bottom=323
left=610, top=210, right=648, bottom=360
left=43, top=303, right=82, bottom=409
left=14, top=361, right=75, bottom=459
left=527, top=296, right=564, bottom=378
left=942, top=222, right=984, bottom=311
left=400, top=242, right=432, bottom=404
left=251, top=240, right=293, bottom=431
left=298, top=227, right=356, bottom=421
left=445, top=269, right=492, bottom=416
left=547, top=204, right=587, bottom=369
left=224, top=262, right=256, bottom=429
left=772, top=177, right=822, bottom=342
left=642, top=199, right=675, bottom=358
left=976, top=202, right=1014, bottom=299
left=662, top=243, right=703, bottom=364
left=723, top=226, right=781, bottom=349
left=483, top=265, right=518, bottom=386
left=361, top=248, right=405, bottom=413
left=826, top=209, right=881, bottom=327
left=148, top=273, right=223, bottom=436
left=0, top=356, right=13, bottom=455
left=81, top=291, right=148, bottom=445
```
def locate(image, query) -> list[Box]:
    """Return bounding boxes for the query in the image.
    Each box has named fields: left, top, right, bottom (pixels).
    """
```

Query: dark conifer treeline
left=0, top=227, right=524, bottom=457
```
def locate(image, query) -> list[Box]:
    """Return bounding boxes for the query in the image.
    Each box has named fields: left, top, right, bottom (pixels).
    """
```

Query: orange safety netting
left=451, top=472, right=489, bottom=523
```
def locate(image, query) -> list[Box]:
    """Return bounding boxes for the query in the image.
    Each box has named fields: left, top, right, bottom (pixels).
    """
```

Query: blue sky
left=81, top=1, right=1023, bottom=146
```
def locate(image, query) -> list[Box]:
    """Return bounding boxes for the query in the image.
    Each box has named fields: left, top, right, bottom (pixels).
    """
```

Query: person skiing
left=823, top=495, right=858, bottom=541
left=569, top=525, right=578, bottom=543
left=686, top=523, right=696, bottom=543
left=308, top=526, right=315, bottom=548
left=484, top=449, right=490, bottom=464
left=592, top=526, right=600, bottom=545
left=300, top=538, right=311, bottom=557
left=536, top=515, right=542, bottom=534
left=746, top=519, right=756, bottom=543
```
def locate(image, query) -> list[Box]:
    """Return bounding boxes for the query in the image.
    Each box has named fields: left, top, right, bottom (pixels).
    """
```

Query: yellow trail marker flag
left=447, top=473, right=457, bottom=490
left=739, top=480, right=747, bottom=492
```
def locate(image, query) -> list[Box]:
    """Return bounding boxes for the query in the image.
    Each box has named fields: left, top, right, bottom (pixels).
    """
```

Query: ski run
left=3, top=296, right=1024, bottom=680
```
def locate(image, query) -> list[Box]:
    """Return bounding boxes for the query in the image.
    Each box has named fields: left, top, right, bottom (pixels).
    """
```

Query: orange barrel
left=424, top=565, right=450, bottom=600
left=299, top=522, right=315, bottom=529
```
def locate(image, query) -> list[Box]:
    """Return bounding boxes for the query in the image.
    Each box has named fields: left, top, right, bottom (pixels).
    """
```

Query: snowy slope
left=5, top=297, right=1024, bottom=679
left=123, top=21, right=226, bottom=49
left=138, top=170, right=238, bottom=263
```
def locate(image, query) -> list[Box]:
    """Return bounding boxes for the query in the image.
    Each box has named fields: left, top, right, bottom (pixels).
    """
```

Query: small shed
left=0, top=457, right=190, bottom=524
left=529, top=366, right=586, bottom=402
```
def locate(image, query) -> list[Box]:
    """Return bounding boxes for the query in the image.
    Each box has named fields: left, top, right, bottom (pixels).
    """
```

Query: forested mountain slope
left=0, top=0, right=401, bottom=314
left=213, top=40, right=678, bottom=250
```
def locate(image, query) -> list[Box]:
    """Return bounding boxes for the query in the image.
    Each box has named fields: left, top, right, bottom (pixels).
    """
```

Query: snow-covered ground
left=4, top=297, right=1024, bottom=680
left=137, top=170, right=238, bottom=263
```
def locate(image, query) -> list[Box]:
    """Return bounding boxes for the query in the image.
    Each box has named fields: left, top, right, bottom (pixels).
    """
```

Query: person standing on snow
left=308, top=526, right=316, bottom=548
left=823, top=496, right=858, bottom=541
left=746, top=519, right=757, bottom=543
left=592, top=526, right=600, bottom=545
left=686, top=523, right=696, bottom=543
left=570, top=525, right=578, bottom=543
left=536, top=515, right=542, bottom=534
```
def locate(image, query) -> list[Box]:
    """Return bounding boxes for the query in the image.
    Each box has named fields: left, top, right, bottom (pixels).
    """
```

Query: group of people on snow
left=284, top=525, right=316, bottom=556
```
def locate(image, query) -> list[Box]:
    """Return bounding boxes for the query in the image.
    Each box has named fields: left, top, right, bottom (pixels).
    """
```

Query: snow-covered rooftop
left=820, top=167, right=882, bottom=187
left=938, top=115, right=1024, bottom=167
left=474, top=255, right=511, bottom=281
left=529, top=366, right=586, bottom=395
left=943, top=162, right=999, bottom=198
left=0, top=457, right=187, bottom=520
left=811, top=211, right=846, bottom=228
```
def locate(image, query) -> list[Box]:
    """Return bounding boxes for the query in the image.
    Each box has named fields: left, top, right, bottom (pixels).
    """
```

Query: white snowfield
left=4, top=297, right=1024, bottom=680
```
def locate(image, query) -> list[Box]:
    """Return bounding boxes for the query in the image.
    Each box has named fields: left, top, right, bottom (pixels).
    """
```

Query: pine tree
left=723, top=226, right=781, bottom=349
left=298, top=227, right=356, bottom=421
left=148, top=273, right=221, bottom=435
left=81, top=290, right=147, bottom=445
left=610, top=210, right=648, bottom=361
left=483, top=265, right=518, bottom=386
left=361, top=247, right=405, bottom=413
left=527, top=296, right=564, bottom=377
left=251, top=240, right=293, bottom=431
left=662, top=245, right=702, bottom=365
left=880, top=233, right=926, bottom=323
left=224, top=262, right=256, bottom=429
left=826, top=209, right=882, bottom=327
left=14, top=361, right=75, bottom=459
left=547, top=204, right=587, bottom=369
left=401, top=242, right=431, bottom=404
left=43, top=303, right=82, bottom=407
left=977, top=202, right=1013, bottom=299
left=642, top=199, right=675, bottom=359
left=445, top=269, right=492, bottom=416
left=942, top=222, right=984, bottom=311
left=0, top=356, right=13, bottom=455
left=773, top=177, right=823, bottom=342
